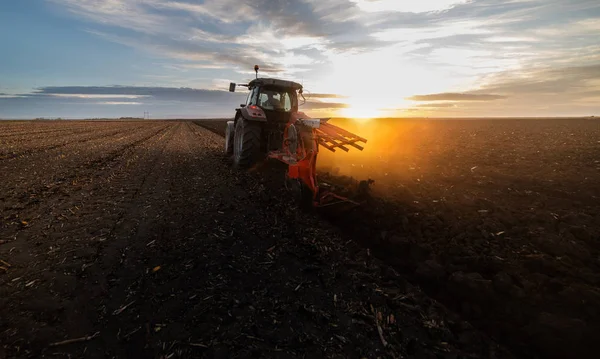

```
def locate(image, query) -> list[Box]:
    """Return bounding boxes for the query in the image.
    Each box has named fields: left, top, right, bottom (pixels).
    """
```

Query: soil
left=0, top=120, right=511, bottom=359
left=194, top=117, right=600, bottom=359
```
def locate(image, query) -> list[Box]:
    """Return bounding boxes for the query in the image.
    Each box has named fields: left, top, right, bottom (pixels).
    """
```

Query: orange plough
left=268, top=116, right=367, bottom=207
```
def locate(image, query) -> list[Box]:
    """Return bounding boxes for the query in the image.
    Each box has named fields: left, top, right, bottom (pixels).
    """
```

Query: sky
left=0, top=0, right=599, bottom=119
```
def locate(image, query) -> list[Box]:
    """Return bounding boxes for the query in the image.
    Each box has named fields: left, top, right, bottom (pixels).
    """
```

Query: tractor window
left=259, top=90, right=279, bottom=110
left=247, top=87, right=259, bottom=105
left=281, top=92, right=292, bottom=111
left=258, top=88, right=292, bottom=111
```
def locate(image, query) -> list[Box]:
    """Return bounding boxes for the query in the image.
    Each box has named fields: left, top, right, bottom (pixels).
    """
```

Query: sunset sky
left=1, top=0, right=599, bottom=119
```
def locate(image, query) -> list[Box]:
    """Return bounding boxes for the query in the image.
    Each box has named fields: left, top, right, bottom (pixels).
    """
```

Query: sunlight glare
left=315, top=44, right=464, bottom=118
left=341, top=100, right=381, bottom=119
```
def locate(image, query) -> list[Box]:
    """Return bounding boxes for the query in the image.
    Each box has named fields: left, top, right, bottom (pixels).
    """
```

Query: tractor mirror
left=229, top=82, right=236, bottom=92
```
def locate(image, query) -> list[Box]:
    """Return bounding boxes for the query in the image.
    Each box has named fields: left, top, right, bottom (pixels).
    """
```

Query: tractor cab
left=231, top=77, right=303, bottom=123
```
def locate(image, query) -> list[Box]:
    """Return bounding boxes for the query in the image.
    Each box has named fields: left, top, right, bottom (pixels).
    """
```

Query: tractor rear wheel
left=225, top=121, right=234, bottom=155
left=233, top=118, right=262, bottom=168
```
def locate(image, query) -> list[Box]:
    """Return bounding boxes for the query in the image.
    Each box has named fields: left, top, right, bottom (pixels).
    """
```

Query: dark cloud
left=32, top=86, right=349, bottom=109
left=1, top=86, right=348, bottom=118
left=246, top=0, right=369, bottom=38
left=32, top=86, right=246, bottom=103
left=235, top=0, right=387, bottom=52
left=408, top=93, right=507, bottom=101
left=0, top=85, right=250, bottom=118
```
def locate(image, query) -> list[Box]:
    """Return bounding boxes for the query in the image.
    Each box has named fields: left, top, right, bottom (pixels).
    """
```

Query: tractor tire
left=225, top=121, right=234, bottom=155
left=287, top=178, right=314, bottom=209
left=233, top=118, right=262, bottom=168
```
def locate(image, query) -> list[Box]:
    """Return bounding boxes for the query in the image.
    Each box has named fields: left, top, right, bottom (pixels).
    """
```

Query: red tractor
left=226, top=66, right=368, bottom=207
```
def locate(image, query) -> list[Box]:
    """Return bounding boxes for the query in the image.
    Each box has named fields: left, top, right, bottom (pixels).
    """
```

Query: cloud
left=18, top=87, right=350, bottom=110
left=49, top=0, right=173, bottom=34
left=374, top=1, right=600, bottom=66
left=0, top=93, right=26, bottom=98
left=85, top=29, right=287, bottom=75
left=101, top=101, right=143, bottom=105
left=411, top=62, right=600, bottom=117
left=307, top=93, right=347, bottom=99
left=0, top=85, right=249, bottom=118
left=31, top=86, right=246, bottom=103
left=53, top=0, right=383, bottom=71
left=52, top=0, right=598, bottom=89
left=0, top=85, right=351, bottom=118
left=351, top=0, right=471, bottom=13
left=25, top=0, right=600, bottom=118
left=416, top=103, right=458, bottom=108
left=408, top=93, right=508, bottom=101
left=150, top=1, right=253, bottom=23
left=303, top=101, right=349, bottom=110
left=477, top=64, right=600, bottom=95
left=47, top=93, right=150, bottom=99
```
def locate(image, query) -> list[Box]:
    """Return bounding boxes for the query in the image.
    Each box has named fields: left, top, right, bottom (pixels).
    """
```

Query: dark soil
left=0, top=120, right=509, bottom=358
left=195, top=118, right=600, bottom=359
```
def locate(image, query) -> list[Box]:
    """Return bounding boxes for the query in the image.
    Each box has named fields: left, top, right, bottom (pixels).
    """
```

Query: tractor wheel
left=225, top=121, right=234, bottom=155
left=233, top=118, right=262, bottom=168
left=286, top=177, right=314, bottom=209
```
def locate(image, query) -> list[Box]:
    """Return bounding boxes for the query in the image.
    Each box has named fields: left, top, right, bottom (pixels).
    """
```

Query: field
left=0, top=119, right=598, bottom=358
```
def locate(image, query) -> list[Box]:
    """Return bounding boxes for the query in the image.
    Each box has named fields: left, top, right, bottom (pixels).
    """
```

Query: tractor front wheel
left=233, top=118, right=262, bottom=168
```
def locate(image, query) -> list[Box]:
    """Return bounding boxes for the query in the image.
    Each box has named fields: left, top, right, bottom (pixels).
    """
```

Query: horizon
left=1, top=116, right=596, bottom=121
left=1, top=0, right=599, bottom=119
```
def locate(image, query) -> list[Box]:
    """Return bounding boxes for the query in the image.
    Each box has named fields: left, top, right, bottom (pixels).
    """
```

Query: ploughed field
left=0, top=118, right=597, bottom=358
left=196, top=117, right=600, bottom=359
left=0, top=120, right=510, bottom=359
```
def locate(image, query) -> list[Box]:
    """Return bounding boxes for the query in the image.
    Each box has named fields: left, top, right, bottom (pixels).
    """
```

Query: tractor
left=226, top=65, right=368, bottom=207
